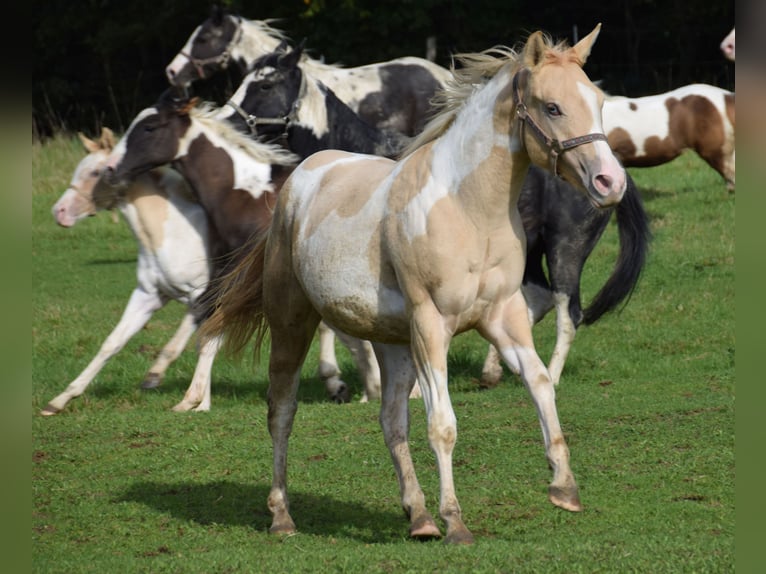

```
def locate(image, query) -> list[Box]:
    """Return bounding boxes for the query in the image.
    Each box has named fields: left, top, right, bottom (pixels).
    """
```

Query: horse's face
left=226, top=47, right=303, bottom=139
left=105, top=97, right=192, bottom=186
left=52, top=129, right=117, bottom=227
left=166, top=8, right=240, bottom=86
left=519, top=26, right=626, bottom=208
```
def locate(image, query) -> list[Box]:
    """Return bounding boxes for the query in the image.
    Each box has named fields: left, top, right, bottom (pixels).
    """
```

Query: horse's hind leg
left=332, top=329, right=382, bottom=402
left=142, top=311, right=197, bottom=389
left=172, top=334, right=221, bottom=412
left=316, top=321, right=351, bottom=403
left=264, top=276, right=322, bottom=535
left=374, top=343, right=440, bottom=539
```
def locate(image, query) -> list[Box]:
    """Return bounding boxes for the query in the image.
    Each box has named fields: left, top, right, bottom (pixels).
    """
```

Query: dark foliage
left=33, top=0, right=734, bottom=140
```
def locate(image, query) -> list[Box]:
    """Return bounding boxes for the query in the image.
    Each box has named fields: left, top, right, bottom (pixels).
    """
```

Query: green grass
left=33, top=135, right=734, bottom=572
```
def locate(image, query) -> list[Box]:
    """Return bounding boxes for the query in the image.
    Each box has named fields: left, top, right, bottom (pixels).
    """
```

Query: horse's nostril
left=594, top=174, right=613, bottom=193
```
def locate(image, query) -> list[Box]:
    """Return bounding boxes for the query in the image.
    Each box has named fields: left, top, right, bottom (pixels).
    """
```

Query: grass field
left=32, top=135, right=734, bottom=572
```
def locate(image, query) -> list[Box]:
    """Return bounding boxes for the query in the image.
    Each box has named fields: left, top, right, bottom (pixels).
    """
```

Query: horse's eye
left=260, top=83, right=272, bottom=91
left=90, top=170, right=101, bottom=178
left=546, top=103, right=562, bottom=117
left=144, top=125, right=156, bottom=133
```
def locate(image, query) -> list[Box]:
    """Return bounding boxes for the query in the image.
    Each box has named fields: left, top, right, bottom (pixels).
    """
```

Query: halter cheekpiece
left=225, top=67, right=307, bottom=140
left=512, top=68, right=607, bottom=175
left=181, top=17, right=244, bottom=79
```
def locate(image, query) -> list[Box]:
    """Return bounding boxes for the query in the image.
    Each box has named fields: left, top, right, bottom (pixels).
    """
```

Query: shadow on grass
left=117, top=480, right=413, bottom=543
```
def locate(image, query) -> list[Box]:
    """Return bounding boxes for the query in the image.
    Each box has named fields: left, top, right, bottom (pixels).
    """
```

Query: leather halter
left=225, top=67, right=307, bottom=139
left=180, top=17, right=244, bottom=80
left=512, top=67, right=607, bottom=175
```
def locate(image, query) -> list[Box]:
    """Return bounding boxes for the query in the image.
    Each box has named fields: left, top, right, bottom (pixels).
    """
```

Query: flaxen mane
left=400, top=34, right=576, bottom=158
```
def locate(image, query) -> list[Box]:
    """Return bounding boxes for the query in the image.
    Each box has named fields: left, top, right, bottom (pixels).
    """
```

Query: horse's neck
left=430, top=69, right=526, bottom=216
left=236, top=20, right=286, bottom=67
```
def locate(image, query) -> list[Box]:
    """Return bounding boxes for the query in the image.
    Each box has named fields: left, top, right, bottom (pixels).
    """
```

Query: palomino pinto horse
left=201, top=26, right=626, bottom=543
left=227, top=42, right=650, bottom=391
left=104, top=93, right=374, bottom=407
left=165, top=5, right=452, bottom=136
left=43, top=129, right=214, bottom=414
left=603, top=84, right=736, bottom=191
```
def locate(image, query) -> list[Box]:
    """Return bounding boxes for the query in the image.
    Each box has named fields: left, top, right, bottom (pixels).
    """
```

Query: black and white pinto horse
left=165, top=5, right=452, bottom=136
left=224, top=43, right=652, bottom=391
left=221, top=42, right=411, bottom=160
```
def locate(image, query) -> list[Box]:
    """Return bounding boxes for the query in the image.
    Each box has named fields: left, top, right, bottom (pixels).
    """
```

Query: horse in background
left=199, top=26, right=626, bottom=543
left=221, top=41, right=410, bottom=160
left=229, top=41, right=650, bottom=391
left=720, top=28, right=735, bottom=61
left=43, top=128, right=213, bottom=414
left=165, top=4, right=452, bottom=136
left=104, top=92, right=389, bottom=407
left=603, top=84, right=735, bottom=191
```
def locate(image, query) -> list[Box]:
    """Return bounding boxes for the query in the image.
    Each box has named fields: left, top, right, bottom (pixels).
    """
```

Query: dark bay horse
left=225, top=42, right=650, bottom=390
left=165, top=5, right=451, bottom=136
left=200, top=26, right=627, bottom=543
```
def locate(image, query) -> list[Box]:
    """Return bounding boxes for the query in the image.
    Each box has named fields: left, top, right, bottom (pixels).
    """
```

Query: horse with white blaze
left=201, top=26, right=626, bottom=544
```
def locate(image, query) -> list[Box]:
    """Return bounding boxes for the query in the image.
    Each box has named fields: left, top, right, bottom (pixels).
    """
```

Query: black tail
left=582, top=177, right=652, bottom=324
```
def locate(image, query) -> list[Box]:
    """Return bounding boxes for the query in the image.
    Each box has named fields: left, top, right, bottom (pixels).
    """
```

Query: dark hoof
left=330, top=384, right=350, bottom=404
left=141, top=373, right=162, bottom=389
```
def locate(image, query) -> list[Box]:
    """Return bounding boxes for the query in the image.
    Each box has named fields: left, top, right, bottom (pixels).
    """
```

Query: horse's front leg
left=40, top=288, right=166, bottom=415
left=410, top=303, right=474, bottom=544
left=316, top=321, right=350, bottom=403
left=483, top=291, right=581, bottom=512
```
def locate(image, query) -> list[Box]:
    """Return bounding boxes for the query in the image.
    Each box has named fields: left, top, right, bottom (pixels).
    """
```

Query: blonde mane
left=190, top=102, right=299, bottom=167
left=400, top=33, right=572, bottom=158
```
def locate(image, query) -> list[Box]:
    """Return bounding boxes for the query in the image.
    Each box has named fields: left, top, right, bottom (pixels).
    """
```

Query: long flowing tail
left=197, top=229, right=271, bottom=361
left=582, top=175, right=652, bottom=324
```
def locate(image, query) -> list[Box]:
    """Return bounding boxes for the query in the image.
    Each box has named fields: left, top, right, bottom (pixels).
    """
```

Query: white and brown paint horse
left=603, top=84, right=736, bottom=191
left=229, top=41, right=650, bottom=391
left=104, top=92, right=382, bottom=406
left=720, top=28, right=735, bottom=61
left=201, top=26, right=626, bottom=543
left=165, top=5, right=452, bottom=136
left=43, top=128, right=214, bottom=414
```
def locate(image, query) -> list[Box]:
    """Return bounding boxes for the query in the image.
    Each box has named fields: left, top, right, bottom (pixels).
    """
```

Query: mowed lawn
left=32, top=135, right=734, bottom=573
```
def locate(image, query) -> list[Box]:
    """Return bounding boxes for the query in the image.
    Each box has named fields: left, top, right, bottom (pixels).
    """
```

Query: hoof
left=444, top=530, right=475, bottom=545
left=410, top=516, right=442, bottom=540
left=549, top=485, right=583, bottom=512
left=141, top=373, right=162, bottom=389
left=269, top=521, right=297, bottom=536
left=329, top=384, right=350, bottom=404
left=39, top=404, right=60, bottom=416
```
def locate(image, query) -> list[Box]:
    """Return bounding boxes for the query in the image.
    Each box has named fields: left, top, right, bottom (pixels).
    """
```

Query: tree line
left=33, top=0, right=735, bottom=140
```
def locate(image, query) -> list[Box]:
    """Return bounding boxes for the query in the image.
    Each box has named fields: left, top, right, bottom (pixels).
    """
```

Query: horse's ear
left=522, top=31, right=548, bottom=68
left=210, top=3, right=225, bottom=24
left=275, top=39, right=290, bottom=53
left=278, top=44, right=303, bottom=70
left=100, top=127, right=116, bottom=151
left=571, top=23, right=601, bottom=66
left=78, top=132, right=100, bottom=153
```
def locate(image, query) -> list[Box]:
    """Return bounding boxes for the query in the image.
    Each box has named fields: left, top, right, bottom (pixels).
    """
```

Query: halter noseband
left=512, top=67, right=607, bottom=175
left=181, top=17, right=244, bottom=79
left=225, top=68, right=307, bottom=139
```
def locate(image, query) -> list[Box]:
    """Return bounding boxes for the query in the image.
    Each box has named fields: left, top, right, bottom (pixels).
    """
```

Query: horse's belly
left=294, top=219, right=410, bottom=343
